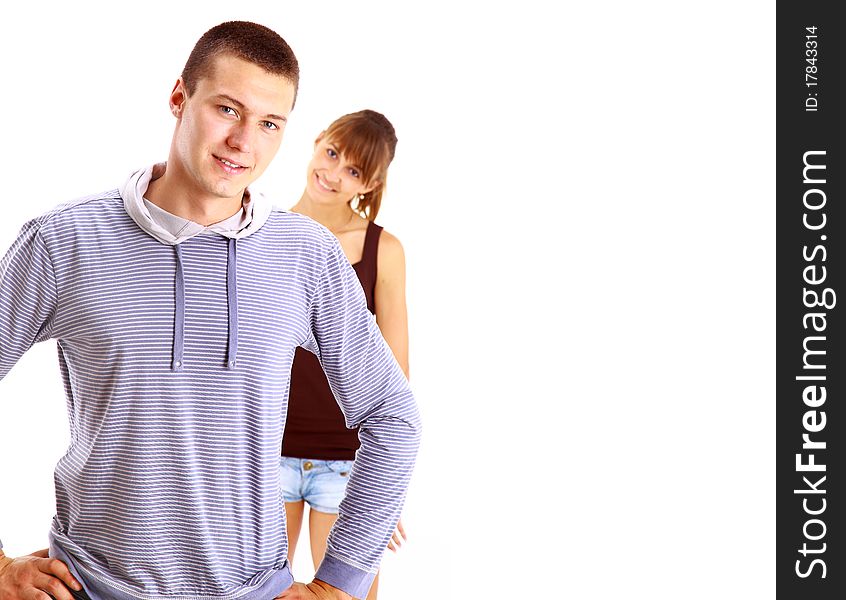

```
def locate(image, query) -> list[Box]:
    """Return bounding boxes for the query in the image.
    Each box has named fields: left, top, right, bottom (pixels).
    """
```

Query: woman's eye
left=349, top=168, right=360, bottom=178
left=327, top=148, right=337, bottom=159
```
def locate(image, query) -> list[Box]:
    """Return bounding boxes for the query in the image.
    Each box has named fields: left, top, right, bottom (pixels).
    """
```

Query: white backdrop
left=0, top=2, right=774, bottom=598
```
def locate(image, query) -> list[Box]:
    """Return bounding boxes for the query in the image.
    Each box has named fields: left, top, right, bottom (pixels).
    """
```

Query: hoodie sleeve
left=0, top=220, right=59, bottom=380
left=305, top=237, right=422, bottom=599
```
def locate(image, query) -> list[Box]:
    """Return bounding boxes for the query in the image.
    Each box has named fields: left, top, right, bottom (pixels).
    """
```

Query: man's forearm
left=309, top=239, right=422, bottom=597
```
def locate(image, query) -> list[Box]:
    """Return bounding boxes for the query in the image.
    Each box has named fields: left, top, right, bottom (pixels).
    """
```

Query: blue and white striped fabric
left=0, top=179, right=420, bottom=599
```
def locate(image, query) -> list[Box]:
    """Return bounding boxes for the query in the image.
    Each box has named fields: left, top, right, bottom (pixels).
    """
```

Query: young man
left=0, top=21, right=420, bottom=600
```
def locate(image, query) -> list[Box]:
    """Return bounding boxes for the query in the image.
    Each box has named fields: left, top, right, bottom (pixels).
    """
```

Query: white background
left=0, top=1, right=774, bottom=598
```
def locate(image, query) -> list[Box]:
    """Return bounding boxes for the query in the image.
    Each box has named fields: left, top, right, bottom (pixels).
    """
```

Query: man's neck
left=145, top=163, right=244, bottom=226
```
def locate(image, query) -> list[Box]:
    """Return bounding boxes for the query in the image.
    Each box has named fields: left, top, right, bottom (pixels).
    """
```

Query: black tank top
left=281, top=220, right=383, bottom=460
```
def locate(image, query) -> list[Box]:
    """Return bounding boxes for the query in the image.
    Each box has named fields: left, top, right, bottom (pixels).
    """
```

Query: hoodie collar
left=142, top=196, right=253, bottom=239
left=121, top=163, right=274, bottom=245
left=120, top=163, right=253, bottom=372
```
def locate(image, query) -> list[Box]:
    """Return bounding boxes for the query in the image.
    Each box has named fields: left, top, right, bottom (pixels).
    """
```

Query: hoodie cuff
left=314, top=554, right=376, bottom=599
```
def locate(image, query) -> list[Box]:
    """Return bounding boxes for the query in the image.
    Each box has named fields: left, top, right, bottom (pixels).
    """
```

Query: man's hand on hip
left=0, top=548, right=82, bottom=600
left=276, top=579, right=354, bottom=600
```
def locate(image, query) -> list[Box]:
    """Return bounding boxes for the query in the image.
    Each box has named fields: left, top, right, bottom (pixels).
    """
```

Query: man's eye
left=262, top=121, right=279, bottom=131
left=220, top=106, right=237, bottom=116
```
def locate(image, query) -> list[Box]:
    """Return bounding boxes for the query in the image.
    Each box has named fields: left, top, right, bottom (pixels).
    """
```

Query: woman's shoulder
left=375, top=227, right=406, bottom=271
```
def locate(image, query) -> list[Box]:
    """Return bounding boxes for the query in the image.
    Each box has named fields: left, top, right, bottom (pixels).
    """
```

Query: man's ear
left=169, top=78, right=188, bottom=118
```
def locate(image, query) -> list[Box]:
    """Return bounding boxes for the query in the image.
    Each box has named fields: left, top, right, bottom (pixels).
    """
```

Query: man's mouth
left=215, top=155, right=247, bottom=174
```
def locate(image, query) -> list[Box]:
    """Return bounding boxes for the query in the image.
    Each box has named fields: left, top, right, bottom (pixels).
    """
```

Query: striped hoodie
left=0, top=164, right=421, bottom=600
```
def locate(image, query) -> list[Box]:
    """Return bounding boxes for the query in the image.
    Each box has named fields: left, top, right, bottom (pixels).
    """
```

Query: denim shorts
left=279, top=456, right=354, bottom=514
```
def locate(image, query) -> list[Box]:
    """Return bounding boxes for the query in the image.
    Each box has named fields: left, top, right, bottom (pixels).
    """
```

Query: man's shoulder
left=34, top=189, right=124, bottom=229
left=264, top=208, right=336, bottom=244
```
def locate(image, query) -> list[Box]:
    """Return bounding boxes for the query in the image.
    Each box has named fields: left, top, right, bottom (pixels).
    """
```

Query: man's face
left=169, top=53, right=296, bottom=202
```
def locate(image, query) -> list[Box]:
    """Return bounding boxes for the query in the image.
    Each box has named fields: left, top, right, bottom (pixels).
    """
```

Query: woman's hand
left=387, top=518, right=407, bottom=552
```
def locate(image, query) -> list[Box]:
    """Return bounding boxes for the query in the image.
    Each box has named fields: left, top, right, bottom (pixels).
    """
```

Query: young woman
left=280, top=110, right=408, bottom=599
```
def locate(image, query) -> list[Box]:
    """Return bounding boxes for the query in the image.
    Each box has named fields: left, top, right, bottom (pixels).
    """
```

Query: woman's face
left=305, top=136, right=375, bottom=204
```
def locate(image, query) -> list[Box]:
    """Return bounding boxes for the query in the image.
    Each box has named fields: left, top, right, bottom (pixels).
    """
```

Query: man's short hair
left=181, top=21, right=300, bottom=107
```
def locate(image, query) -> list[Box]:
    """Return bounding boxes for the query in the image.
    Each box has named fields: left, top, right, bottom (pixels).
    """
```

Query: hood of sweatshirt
left=121, top=163, right=274, bottom=244
left=120, top=163, right=275, bottom=373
